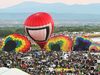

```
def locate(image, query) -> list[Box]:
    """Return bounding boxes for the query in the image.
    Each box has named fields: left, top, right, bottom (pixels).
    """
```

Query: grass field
left=0, top=25, right=100, bottom=37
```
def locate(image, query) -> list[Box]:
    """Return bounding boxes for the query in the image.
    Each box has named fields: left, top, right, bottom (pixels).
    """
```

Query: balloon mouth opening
left=51, top=43, right=61, bottom=51
left=26, top=26, right=50, bottom=42
left=3, top=40, right=17, bottom=52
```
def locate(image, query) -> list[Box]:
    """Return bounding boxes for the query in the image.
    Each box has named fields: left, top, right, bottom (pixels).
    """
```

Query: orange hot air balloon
left=44, top=35, right=73, bottom=52
left=24, top=12, right=54, bottom=49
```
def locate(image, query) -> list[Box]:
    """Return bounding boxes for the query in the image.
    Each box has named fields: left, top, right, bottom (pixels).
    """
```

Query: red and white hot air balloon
left=24, top=12, right=54, bottom=49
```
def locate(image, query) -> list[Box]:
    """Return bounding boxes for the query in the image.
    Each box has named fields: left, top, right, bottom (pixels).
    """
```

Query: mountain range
left=0, top=1, right=100, bottom=23
left=0, top=1, right=100, bottom=14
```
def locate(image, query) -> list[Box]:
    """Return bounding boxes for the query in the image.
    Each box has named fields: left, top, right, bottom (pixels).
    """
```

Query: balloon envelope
left=24, top=12, right=54, bottom=49
left=0, top=39, right=3, bottom=48
left=44, top=35, right=73, bottom=52
left=1, top=34, right=31, bottom=53
left=89, top=43, right=100, bottom=51
left=73, top=36, right=92, bottom=51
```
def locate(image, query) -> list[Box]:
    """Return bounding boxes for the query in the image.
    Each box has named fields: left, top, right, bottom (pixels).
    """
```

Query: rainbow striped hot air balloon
left=44, top=35, right=73, bottom=52
left=1, top=34, right=31, bottom=53
left=89, top=43, right=100, bottom=52
left=73, top=36, right=92, bottom=51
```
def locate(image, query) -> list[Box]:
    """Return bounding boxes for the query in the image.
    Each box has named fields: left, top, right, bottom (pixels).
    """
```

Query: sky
left=0, top=0, right=100, bottom=8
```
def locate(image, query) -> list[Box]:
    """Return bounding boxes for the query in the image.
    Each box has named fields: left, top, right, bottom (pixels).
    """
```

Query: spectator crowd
left=0, top=50, right=100, bottom=75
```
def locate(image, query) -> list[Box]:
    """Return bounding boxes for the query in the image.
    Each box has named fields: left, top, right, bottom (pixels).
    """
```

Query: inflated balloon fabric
left=1, top=34, right=31, bottom=53
left=73, top=36, right=92, bottom=51
left=44, top=35, right=73, bottom=52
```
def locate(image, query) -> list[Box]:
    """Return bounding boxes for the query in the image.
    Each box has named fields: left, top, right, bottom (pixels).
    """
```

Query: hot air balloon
left=44, top=35, right=73, bottom=52
left=1, top=34, right=31, bottom=53
left=24, top=12, right=54, bottom=49
left=89, top=43, right=100, bottom=52
left=0, top=39, right=3, bottom=48
left=73, top=36, right=92, bottom=51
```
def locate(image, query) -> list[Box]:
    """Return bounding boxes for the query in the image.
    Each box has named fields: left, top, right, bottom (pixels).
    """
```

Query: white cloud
left=0, top=0, right=100, bottom=8
left=30, top=0, right=100, bottom=4
left=0, top=0, right=23, bottom=8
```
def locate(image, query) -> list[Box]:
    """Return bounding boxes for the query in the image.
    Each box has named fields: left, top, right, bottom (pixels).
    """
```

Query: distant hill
left=0, top=13, right=100, bottom=22
left=0, top=1, right=100, bottom=25
left=0, top=1, right=100, bottom=14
